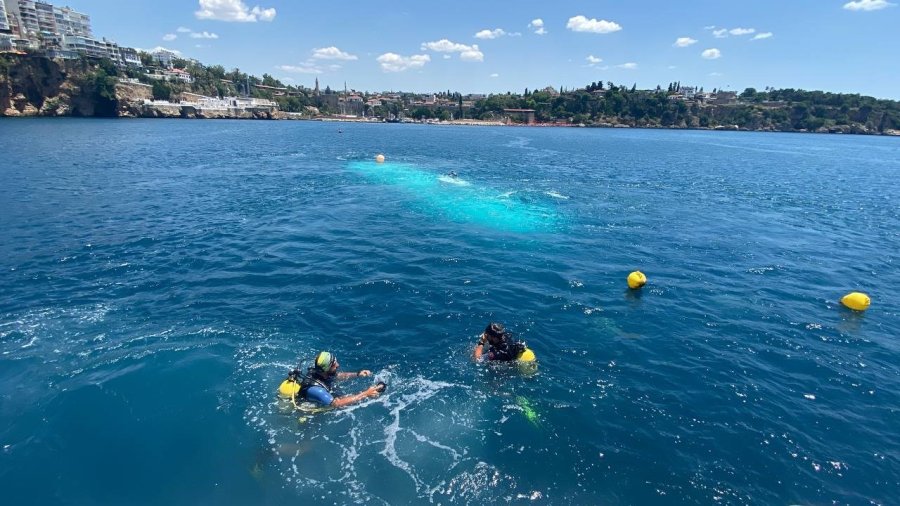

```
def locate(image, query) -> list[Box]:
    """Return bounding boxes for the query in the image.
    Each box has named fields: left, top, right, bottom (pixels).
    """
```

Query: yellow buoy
left=627, top=271, right=647, bottom=290
left=841, top=292, right=870, bottom=311
left=278, top=380, right=300, bottom=398
left=375, top=154, right=385, bottom=163
left=518, top=348, right=536, bottom=362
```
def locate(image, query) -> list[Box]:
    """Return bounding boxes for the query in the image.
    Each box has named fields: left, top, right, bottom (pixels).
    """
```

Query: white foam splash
left=379, top=377, right=459, bottom=492
left=438, top=175, right=471, bottom=186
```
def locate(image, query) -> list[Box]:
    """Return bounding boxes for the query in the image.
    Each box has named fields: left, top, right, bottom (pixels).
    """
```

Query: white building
left=680, top=86, right=697, bottom=99
left=118, top=46, right=140, bottom=66
left=166, top=68, right=193, bottom=83
left=4, top=0, right=36, bottom=36
left=151, top=48, right=179, bottom=68
left=61, top=34, right=104, bottom=57
left=0, top=1, right=142, bottom=66
left=34, top=0, right=55, bottom=33
left=0, top=1, right=10, bottom=32
left=53, top=4, right=90, bottom=37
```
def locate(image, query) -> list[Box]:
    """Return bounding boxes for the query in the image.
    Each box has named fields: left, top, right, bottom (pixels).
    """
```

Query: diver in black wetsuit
left=472, top=323, right=526, bottom=362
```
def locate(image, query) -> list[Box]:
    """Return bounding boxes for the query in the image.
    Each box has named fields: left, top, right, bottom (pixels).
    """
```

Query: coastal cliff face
left=0, top=55, right=118, bottom=117
left=1, top=55, right=69, bottom=116
left=1, top=55, right=274, bottom=119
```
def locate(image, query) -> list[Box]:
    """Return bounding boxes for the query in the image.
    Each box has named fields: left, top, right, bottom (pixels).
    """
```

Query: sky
left=56, top=0, right=900, bottom=98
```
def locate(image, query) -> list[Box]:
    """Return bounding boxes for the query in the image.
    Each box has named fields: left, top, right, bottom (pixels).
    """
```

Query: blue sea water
left=1, top=118, right=898, bottom=505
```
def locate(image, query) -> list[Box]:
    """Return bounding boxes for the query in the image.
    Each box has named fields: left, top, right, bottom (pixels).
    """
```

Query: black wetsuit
left=486, top=339, right=526, bottom=362
left=297, top=368, right=337, bottom=405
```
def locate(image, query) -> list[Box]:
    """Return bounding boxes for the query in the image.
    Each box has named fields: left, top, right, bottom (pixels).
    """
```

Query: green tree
left=80, top=68, right=119, bottom=116
left=138, top=51, right=154, bottom=66
left=152, top=80, right=173, bottom=101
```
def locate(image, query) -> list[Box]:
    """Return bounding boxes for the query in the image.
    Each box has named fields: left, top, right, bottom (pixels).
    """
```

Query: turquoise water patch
left=347, top=160, right=560, bottom=233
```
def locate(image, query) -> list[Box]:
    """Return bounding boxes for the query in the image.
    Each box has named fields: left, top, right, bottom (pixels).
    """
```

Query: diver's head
left=314, top=351, right=339, bottom=375
left=483, top=322, right=507, bottom=344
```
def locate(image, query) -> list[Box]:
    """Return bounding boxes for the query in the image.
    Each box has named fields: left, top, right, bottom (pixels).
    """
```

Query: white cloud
left=421, top=39, right=483, bottom=61
left=376, top=53, right=430, bottom=72
left=277, top=63, right=322, bottom=74
left=311, top=46, right=358, bottom=61
left=844, top=0, right=896, bottom=10
left=443, top=54, right=451, bottom=59
left=729, top=27, right=756, bottom=36
left=752, top=32, right=774, bottom=40
left=567, top=15, right=622, bottom=34
left=195, top=0, right=276, bottom=22
left=171, top=27, right=220, bottom=40
left=421, top=39, right=470, bottom=52
left=702, top=48, right=722, bottom=59
left=586, top=55, right=602, bottom=64
left=276, top=55, right=350, bottom=74
left=190, top=31, right=219, bottom=39
left=711, top=26, right=760, bottom=38
left=709, top=72, right=724, bottom=77
left=674, top=37, right=697, bottom=47
left=460, top=47, right=484, bottom=62
left=529, top=19, right=546, bottom=35
left=616, top=62, right=638, bottom=70
left=704, top=25, right=717, bottom=30
left=490, top=73, right=499, bottom=78
left=475, top=28, right=506, bottom=39
left=668, top=65, right=678, bottom=69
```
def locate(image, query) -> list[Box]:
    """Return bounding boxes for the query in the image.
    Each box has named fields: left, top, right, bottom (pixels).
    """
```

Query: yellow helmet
left=315, top=351, right=336, bottom=371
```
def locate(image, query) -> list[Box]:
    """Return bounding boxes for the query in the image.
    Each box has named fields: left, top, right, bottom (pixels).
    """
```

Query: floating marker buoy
left=518, top=348, right=536, bottom=362
left=841, top=292, right=870, bottom=311
left=627, top=271, right=647, bottom=290
left=375, top=154, right=385, bottom=163
left=278, top=380, right=300, bottom=398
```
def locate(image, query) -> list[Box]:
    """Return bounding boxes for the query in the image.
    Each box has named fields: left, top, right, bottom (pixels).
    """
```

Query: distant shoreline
left=4, top=114, right=898, bottom=137
left=3, top=53, right=898, bottom=136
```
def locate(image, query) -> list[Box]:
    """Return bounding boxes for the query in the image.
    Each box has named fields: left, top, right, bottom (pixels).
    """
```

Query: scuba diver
left=280, top=351, right=385, bottom=408
left=473, top=322, right=533, bottom=362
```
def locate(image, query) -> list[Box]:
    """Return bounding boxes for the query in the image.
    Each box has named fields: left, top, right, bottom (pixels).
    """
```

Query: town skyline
left=4, top=0, right=900, bottom=99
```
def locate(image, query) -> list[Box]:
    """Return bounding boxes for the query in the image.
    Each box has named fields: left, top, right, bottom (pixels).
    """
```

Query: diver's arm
left=331, top=385, right=381, bottom=408
left=337, top=370, right=371, bottom=380
left=473, top=333, right=487, bottom=360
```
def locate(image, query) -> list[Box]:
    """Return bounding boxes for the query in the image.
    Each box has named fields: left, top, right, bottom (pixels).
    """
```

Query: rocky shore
left=0, top=54, right=283, bottom=120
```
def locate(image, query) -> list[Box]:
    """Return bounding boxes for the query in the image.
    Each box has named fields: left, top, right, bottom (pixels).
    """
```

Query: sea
left=0, top=118, right=898, bottom=505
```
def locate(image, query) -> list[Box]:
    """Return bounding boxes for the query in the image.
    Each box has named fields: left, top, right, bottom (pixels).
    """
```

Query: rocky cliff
left=0, top=55, right=269, bottom=119
left=0, top=54, right=114, bottom=117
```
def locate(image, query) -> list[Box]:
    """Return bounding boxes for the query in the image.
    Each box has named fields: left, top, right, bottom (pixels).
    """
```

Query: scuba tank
left=278, top=368, right=302, bottom=398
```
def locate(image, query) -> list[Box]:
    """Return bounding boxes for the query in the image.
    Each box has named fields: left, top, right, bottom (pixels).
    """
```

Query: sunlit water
left=1, top=119, right=898, bottom=505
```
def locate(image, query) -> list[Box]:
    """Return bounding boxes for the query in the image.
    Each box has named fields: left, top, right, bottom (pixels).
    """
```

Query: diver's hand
left=358, top=370, right=372, bottom=377
left=365, top=385, right=382, bottom=398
